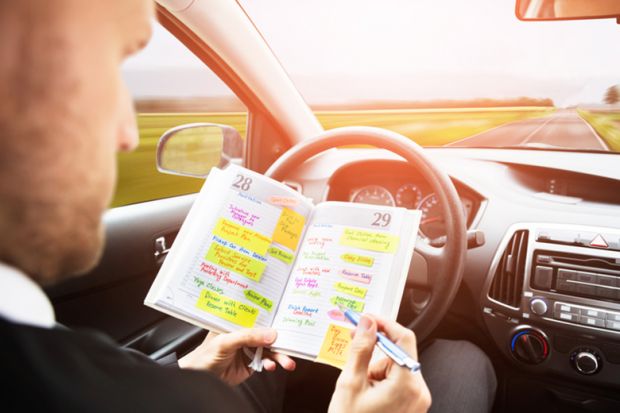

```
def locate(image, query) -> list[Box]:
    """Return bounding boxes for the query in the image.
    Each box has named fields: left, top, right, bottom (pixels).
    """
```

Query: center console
left=481, top=223, right=620, bottom=385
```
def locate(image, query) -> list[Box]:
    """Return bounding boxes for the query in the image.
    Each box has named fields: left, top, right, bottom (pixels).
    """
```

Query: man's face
left=0, top=0, right=153, bottom=283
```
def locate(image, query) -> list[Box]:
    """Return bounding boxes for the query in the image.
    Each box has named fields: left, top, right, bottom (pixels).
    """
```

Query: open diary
left=145, top=164, right=421, bottom=368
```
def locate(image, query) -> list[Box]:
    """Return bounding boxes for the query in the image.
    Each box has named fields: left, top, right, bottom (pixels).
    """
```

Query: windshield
left=238, top=0, right=619, bottom=153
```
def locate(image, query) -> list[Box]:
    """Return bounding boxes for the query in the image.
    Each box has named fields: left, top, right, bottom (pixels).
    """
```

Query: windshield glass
left=239, top=0, right=620, bottom=153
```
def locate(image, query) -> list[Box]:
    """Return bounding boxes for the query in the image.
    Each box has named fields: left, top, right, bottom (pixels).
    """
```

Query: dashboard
left=285, top=146, right=620, bottom=404
left=324, top=160, right=482, bottom=240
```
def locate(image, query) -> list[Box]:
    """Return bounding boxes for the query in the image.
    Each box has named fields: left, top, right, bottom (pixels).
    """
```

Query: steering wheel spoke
left=408, top=239, right=444, bottom=289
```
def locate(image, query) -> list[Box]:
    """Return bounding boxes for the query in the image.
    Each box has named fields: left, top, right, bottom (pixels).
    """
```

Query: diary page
left=145, top=165, right=313, bottom=333
left=270, top=202, right=420, bottom=368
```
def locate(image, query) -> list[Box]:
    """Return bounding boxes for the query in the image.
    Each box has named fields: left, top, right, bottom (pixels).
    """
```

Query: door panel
left=46, top=194, right=198, bottom=348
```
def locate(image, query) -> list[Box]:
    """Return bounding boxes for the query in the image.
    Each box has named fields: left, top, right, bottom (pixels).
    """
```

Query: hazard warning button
left=589, top=234, right=608, bottom=248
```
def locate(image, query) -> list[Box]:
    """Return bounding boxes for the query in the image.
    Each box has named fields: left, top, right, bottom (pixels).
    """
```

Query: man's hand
left=328, top=315, right=431, bottom=413
left=178, top=328, right=296, bottom=386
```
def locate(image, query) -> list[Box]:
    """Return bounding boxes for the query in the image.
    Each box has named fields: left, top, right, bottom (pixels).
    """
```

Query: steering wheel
left=265, top=126, right=467, bottom=341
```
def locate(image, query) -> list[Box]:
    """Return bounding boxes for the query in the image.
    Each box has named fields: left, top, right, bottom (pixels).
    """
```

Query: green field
left=112, top=107, right=554, bottom=208
left=578, top=109, right=620, bottom=152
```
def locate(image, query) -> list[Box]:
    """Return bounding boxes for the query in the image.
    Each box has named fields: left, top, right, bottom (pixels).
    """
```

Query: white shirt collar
left=0, top=261, right=56, bottom=328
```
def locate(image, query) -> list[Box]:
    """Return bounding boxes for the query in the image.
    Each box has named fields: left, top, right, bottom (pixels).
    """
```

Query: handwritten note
left=205, top=243, right=267, bottom=282
left=227, top=204, right=261, bottom=227
left=330, top=295, right=365, bottom=312
left=272, top=208, right=305, bottom=251
left=339, top=268, right=373, bottom=284
left=334, top=281, right=368, bottom=298
left=195, top=289, right=259, bottom=328
left=316, top=324, right=352, bottom=369
left=244, top=289, right=274, bottom=311
left=213, top=218, right=271, bottom=255
left=267, top=246, right=294, bottom=265
left=302, top=251, right=329, bottom=261
left=268, top=195, right=299, bottom=208
left=340, top=228, right=399, bottom=253
left=341, top=253, right=374, bottom=267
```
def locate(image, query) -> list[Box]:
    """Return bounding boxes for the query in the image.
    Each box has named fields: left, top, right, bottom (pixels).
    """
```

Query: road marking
left=576, top=112, right=610, bottom=151
left=446, top=113, right=554, bottom=146
left=521, top=116, right=556, bottom=144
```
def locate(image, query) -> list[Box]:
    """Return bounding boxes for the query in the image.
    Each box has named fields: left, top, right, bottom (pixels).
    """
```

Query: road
left=447, top=109, right=609, bottom=151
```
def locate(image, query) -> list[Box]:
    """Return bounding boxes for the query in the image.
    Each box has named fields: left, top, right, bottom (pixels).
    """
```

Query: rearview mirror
left=516, top=0, right=620, bottom=21
left=156, top=123, right=244, bottom=178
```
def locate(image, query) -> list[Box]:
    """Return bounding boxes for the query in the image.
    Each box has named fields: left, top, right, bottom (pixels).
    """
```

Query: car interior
left=45, top=0, right=620, bottom=412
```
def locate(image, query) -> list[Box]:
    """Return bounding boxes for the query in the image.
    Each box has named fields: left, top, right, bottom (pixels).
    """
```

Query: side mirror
left=156, top=123, right=244, bottom=178
left=516, top=0, right=620, bottom=21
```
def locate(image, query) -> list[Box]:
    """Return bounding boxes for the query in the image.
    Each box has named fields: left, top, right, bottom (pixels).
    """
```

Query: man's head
left=0, top=0, right=153, bottom=285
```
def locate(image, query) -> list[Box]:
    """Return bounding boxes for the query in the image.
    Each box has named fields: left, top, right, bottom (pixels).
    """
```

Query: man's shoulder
left=0, top=318, right=252, bottom=412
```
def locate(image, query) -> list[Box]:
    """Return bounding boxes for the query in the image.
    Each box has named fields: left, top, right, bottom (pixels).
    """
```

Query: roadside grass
left=578, top=109, right=620, bottom=152
left=112, top=107, right=554, bottom=208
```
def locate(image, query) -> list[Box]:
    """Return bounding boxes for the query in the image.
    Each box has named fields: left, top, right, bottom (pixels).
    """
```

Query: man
left=0, top=1, right=493, bottom=412
left=0, top=1, right=432, bottom=411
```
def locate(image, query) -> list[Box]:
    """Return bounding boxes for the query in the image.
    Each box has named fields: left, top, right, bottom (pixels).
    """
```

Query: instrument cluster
left=349, top=183, right=474, bottom=239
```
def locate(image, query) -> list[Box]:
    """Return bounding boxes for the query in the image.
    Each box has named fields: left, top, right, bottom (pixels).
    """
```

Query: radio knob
left=530, top=298, right=548, bottom=316
left=572, top=350, right=600, bottom=375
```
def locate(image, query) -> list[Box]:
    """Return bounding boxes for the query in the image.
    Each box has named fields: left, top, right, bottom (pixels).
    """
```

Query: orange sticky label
left=272, top=208, right=305, bottom=251
left=316, top=324, right=352, bottom=369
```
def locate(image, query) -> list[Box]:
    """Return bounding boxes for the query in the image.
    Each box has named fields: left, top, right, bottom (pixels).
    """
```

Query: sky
left=122, top=0, right=620, bottom=107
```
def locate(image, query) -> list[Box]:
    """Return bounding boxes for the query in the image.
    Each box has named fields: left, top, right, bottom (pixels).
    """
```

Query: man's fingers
left=339, top=315, right=377, bottom=388
left=265, top=351, right=296, bottom=371
left=263, top=358, right=277, bottom=371
left=373, top=315, right=418, bottom=359
left=213, top=328, right=277, bottom=354
left=368, top=354, right=392, bottom=381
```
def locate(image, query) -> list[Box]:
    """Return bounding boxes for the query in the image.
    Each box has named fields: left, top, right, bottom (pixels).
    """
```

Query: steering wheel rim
left=265, top=126, right=467, bottom=341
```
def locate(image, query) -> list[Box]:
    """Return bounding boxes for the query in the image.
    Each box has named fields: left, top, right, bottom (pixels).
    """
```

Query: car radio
left=483, top=223, right=620, bottom=382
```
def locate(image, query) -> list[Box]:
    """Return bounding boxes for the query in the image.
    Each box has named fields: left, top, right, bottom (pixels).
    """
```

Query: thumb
left=342, top=315, right=377, bottom=383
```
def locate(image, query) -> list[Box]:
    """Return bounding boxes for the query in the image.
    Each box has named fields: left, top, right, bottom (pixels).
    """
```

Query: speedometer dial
left=351, top=185, right=395, bottom=206
left=417, top=193, right=445, bottom=239
left=395, top=183, right=423, bottom=209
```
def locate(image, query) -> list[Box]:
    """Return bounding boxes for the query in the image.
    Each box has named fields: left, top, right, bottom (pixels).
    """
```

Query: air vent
left=489, top=230, right=529, bottom=308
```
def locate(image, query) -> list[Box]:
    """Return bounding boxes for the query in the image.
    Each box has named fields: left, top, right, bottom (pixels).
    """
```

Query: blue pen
left=339, top=306, right=421, bottom=373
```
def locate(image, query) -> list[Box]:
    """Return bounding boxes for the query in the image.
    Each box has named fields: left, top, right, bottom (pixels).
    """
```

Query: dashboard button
left=536, top=255, right=552, bottom=264
left=533, top=266, right=553, bottom=289
left=579, top=308, right=606, bottom=319
left=536, top=229, right=577, bottom=245
left=554, top=302, right=579, bottom=315
left=557, top=269, right=577, bottom=281
left=557, top=312, right=579, bottom=322
left=606, top=320, right=620, bottom=331
left=606, top=312, right=620, bottom=322
left=530, top=298, right=548, bottom=315
left=589, top=234, right=608, bottom=248
left=579, top=316, right=605, bottom=328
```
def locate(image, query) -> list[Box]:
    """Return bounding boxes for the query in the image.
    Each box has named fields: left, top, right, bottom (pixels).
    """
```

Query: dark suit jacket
left=0, top=317, right=253, bottom=412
